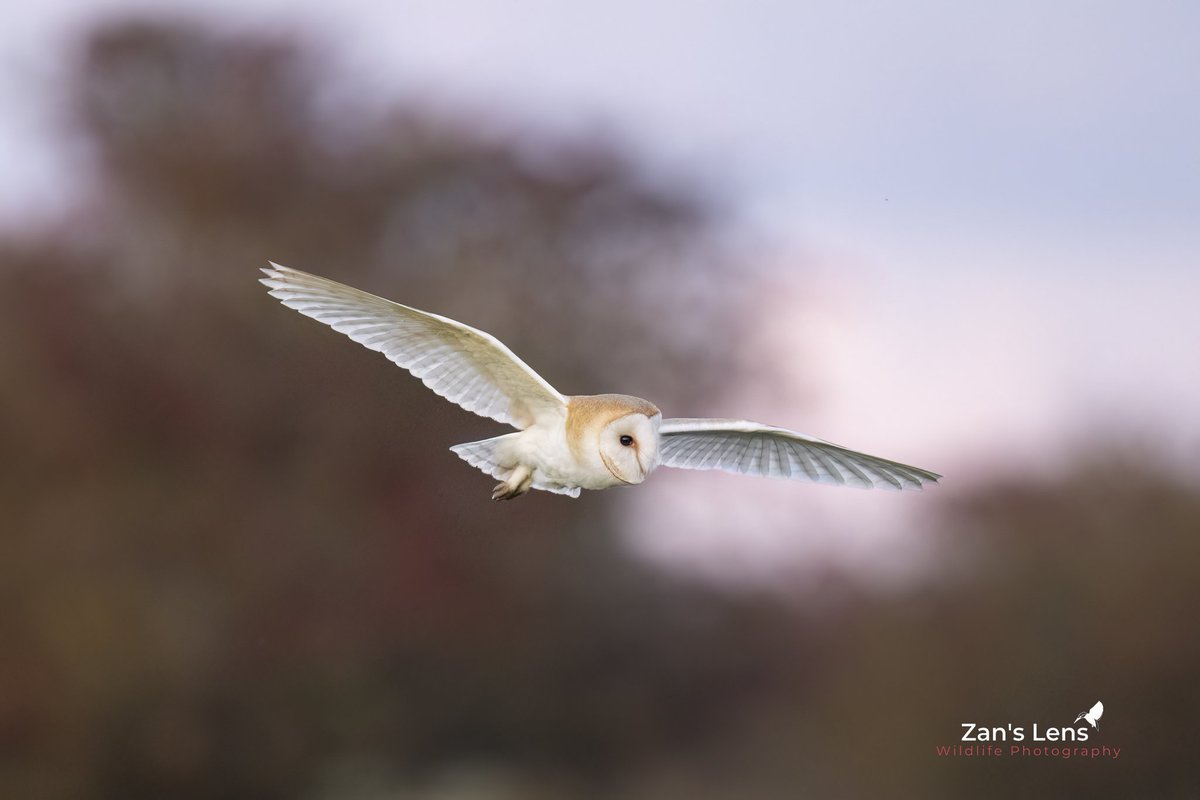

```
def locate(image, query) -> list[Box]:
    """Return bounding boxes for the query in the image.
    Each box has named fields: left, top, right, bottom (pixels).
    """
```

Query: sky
left=3, top=0, right=1198, bottom=583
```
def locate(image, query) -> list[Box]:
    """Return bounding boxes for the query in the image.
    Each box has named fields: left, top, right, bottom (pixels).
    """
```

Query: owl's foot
left=491, top=466, right=533, bottom=500
left=492, top=482, right=520, bottom=500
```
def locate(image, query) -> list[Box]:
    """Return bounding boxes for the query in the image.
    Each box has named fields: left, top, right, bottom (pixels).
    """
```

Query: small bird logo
left=1074, top=701, right=1104, bottom=729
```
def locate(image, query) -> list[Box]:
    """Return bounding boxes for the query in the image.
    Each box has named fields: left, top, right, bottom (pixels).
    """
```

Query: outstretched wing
left=657, top=418, right=940, bottom=490
left=260, top=263, right=567, bottom=429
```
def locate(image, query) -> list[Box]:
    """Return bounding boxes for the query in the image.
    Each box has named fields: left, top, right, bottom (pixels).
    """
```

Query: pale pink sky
left=4, top=0, right=1198, bottom=582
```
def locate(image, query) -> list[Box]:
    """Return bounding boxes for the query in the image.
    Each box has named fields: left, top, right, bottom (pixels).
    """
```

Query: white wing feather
left=658, top=418, right=940, bottom=490
left=260, top=263, right=566, bottom=429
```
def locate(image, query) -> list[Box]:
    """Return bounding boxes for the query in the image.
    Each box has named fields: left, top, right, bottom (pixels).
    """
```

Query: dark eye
left=619, top=435, right=634, bottom=447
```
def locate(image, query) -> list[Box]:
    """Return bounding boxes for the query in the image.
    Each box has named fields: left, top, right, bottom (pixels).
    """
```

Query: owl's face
left=598, top=412, right=661, bottom=484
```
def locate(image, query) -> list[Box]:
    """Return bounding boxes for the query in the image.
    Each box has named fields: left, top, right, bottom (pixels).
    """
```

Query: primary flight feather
left=261, top=263, right=941, bottom=499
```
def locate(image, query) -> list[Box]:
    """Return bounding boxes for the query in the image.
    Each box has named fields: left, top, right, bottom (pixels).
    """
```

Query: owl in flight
left=261, top=264, right=940, bottom=499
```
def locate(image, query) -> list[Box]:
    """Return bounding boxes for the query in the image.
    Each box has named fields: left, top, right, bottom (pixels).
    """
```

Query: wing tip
left=260, top=261, right=288, bottom=286
left=260, top=262, right=328, bottom=297
left=261, top=261, right=302, bottom=282
left=917, top=470, right=943, bottom=488
left=886, top=471, right=940, bottom=492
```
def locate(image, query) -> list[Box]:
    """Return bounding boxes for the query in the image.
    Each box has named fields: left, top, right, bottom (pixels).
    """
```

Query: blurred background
left=2, top=2, right=1198, bottom=798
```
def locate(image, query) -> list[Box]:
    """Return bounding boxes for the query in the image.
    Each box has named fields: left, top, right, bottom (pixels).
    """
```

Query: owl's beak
left=635, top=449, right=654, bottom=480
left=600, top=450, right=637, bottom=485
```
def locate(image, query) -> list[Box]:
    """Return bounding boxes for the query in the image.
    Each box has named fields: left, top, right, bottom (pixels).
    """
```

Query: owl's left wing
left=658, top=418, right=940, bottom=490
left=260, top=263, right=567, bottom=429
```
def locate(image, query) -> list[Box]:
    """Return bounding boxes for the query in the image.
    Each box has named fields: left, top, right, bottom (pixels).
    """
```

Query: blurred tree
left=710, top=453, right=1200, bottom=800
left=0, top=18, right=773, bottom=800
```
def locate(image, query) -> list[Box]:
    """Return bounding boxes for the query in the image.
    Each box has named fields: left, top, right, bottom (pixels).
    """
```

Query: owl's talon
left=492, top=467, right=533, bottom=500
left=492, top=481, right=528, bottom=501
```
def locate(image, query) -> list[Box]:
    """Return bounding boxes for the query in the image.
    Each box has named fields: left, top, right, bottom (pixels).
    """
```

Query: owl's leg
left=491, top=464, right=533, bottom=501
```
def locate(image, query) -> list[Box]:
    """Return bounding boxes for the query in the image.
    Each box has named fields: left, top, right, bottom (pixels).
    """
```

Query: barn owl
left=260, top=264, right=940, bottom=499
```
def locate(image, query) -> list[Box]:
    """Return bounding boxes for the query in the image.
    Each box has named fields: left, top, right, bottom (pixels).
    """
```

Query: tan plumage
left=566, top=394, right=659, bottom=460
left=261, top=264, right=941, bottom=499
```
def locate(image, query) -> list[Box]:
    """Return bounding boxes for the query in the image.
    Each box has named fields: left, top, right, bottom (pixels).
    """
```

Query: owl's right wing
left=261, top=263, right=567, bottom=429
left=658, top=418, right=940, bottom=490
